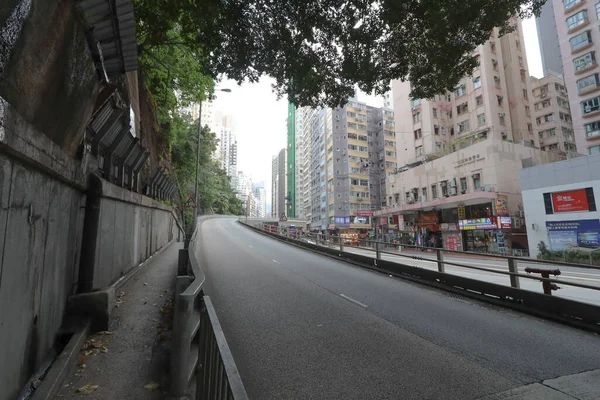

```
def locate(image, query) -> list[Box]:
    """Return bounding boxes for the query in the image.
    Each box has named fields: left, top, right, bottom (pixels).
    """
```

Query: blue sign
left=546, top=219, right=600, bottom=250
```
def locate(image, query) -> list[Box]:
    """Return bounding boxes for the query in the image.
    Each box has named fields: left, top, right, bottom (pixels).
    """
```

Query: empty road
left=198, top=217, right=600, bottom=400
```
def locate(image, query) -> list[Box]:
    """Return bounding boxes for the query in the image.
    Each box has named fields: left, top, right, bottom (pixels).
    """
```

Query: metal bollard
left=507, top=258, right=520, bottom=289
left=436, top=249, right=445, bottom=273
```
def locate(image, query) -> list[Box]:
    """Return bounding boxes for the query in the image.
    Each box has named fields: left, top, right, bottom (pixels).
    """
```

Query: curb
left=113, top=240, right=176, bottom=290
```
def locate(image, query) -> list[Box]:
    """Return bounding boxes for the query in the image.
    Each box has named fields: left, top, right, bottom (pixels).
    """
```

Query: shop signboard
left=396, top=215, right=405, bottom=231
left=458, top=218, right=497, bottom=230
left=352, top=216, right=370, bottom=224
left=497, top=216, right=512, bottom=229
left=445, top=234, right=462, bottom=251
left=551, top=189, right=589, bottom=213
left=457, top=204, right=466, bottom=219
left=495, top=195, right=509, bottom=216
left=419, top=212, right=438, bottom=224
left=357, top=210, right=374, bottom=216
left=440, top=223, right=458, bottom=231
left=546, top=219, right=600, bottom=251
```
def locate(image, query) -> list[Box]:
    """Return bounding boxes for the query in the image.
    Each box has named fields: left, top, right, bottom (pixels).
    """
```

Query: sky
left=212, top=17, right=544, bottom=201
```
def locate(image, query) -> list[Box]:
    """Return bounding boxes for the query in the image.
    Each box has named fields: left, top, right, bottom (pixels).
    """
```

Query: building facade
left=271, top=149, right=287, bottom=219
left=375, top=21, right=568, bottom=253
left=520, top=153, right=600, bottom=258
left=551, top=0, right=600, bottom=155
left=254, top=185, right=267, bottom=218
left=286, top=102, right=296, bottom=218
left=536, top=0, right=564, bottom=75
left=530, top=73, right=577, bottom=154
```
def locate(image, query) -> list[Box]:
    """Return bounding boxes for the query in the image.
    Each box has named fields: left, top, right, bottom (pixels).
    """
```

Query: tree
left=133, top=0, right=545, bottom=107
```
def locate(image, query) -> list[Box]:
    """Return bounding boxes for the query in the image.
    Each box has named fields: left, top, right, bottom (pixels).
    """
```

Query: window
left=476, top=95, right=483, bottom=106
left=433, top=108, right=438, bottom=118
left=521, top=70, right=527, bottom=83
left=518, top=56, right=524, bottom=67
left=435, top=142, right=443, bottom=152
left=577, top=73, right=600, bottom=92
left=523, top=89, right=528, bottom=99
left=570, top=30, right=592, bottom=52
left=492, top=59, right=498, bottom=71
left=564, top=0, right=583, bottom=10
left=441, top=181, right=448, bottom=196
left=455, top=85, right=467, bottom=98
left=416, top=146, right=424, bottom=156
left=499, top=113, right=506, bottom=125
left=414, top=129, right=422, bottom=139
left=490, top=42, right=496, bottom=53
left=597, top=2, right=600, bottom=18
left=590, top=145, right=600, bottom=155
left=477, top=113, right=486, bottom=126
left=473, top=77, right=482, bottom=89
left=528, top=123, right=533, bottom=133
left=457, top=120, right=470, bottom=133
left=412, top=98, right=421, bottom=108
left=457, top=102, right=468, bottom=115
left=460, top=177, right=467, bottom=193
left=516, top=40, right=521, bottom=50
left=526, top=106, right=531, bottom=116
left=584, top=120, right=600, bottom=138
left=536, top=113, right=554, bottom=124
left=567, top=10, right=588, bottom=30
left=431, top=184, right=438, bottom=199
left=574, top=52, right=596, bottom=71
left=413, top=112, right=421, bottom=124
left=581, top=95, right=600, bottom=114
left=422, top=187, right=428, bottom=202
left=559, top=112, right=572, bottom=121
left=494, top=76, right=501, bottom=88
left=472, top=173, right=481, bottom=190
left=434, top=125, right=440, bottom=135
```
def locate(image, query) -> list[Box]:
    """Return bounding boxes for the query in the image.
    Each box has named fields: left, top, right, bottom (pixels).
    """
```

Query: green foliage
left=133, top=0, right=545, bottom=107
left=170, top=114, right=245, bottom=216
left=536, top=247, right=600, bottom=265
left=537, top=241, right=549, bottom=255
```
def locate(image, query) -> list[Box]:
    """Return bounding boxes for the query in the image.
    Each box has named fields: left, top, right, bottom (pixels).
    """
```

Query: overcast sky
left=212, top=17, right=543, bottom=203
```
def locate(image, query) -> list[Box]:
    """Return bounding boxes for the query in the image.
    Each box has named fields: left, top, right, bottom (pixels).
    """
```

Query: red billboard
left=551, top=190, right=589, bottom=213
left=357, top=210, right=374, bottom=216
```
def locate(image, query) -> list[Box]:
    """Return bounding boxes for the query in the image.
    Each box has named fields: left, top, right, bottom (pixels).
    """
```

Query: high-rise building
left=531, top=72, right=577, bottom=154
left=286, top=102, right=296, bottom=218
left=236, top=171, right=259, bottom=217
left=309, top=108, right=328, bottom=229
left=551, top=0, right=600, bottom=155
left=376, top=21, right=566, bottom=253
left=536, top=0, right=564, bottom=76
left=271, top=149, right=286, bottom=219
left=294, top=107, right=306, bottom=220
left=254, top=185, right=267, bottom=218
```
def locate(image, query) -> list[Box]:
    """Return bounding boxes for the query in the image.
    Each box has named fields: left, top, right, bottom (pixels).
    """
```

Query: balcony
left=586, top=129, right=600, bottom=139
left=564, top=0, right=585, bottom=13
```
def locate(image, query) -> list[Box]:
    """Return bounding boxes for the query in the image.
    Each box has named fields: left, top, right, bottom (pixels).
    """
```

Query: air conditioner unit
left=514, top=217, right=522, bottom=229
left=419, top=196, right=425, bottom=202
left=540, top=93, right=547, bottom=98
left=487, top=186, right=493, bottom=192
left=539, top=139, right=544, bottom=144
left=516, top=210, right=525, bottom=218
left=479, top=186, right=486, bottom=191
left=448, top=187, right=457, bottom=195
left=449, top=178, right=457, bottom=187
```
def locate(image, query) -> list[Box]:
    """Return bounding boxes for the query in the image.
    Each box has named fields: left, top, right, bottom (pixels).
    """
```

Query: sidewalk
left=55, top=242, right=183, bottom=399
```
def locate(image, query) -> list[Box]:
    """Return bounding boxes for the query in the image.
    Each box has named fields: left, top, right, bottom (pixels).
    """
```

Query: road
left=302, top=236, right=600, bottom=305
left=199, top=217, right=600, bottom=400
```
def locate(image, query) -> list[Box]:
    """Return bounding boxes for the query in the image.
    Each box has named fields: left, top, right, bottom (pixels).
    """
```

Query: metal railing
left=250, top=222, right=600, bottom=297
left=172, top=219, right=248, bottom=399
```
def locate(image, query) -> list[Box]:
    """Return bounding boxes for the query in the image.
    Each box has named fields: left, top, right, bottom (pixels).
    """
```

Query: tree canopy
left=134, top=0, right=545, bottom=107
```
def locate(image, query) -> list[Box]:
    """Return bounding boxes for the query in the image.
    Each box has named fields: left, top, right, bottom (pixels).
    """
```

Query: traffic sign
left=279, top=213, right=288, bottom=222
left=184, top=196, right=196, bottom=208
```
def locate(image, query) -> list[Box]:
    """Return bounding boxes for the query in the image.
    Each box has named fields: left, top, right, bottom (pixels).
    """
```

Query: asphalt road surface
left=198, top=217, right=600, bottom=400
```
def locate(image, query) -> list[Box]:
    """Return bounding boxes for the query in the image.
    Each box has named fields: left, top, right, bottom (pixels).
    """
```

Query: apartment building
left=376, top=21, right=566, bottom=254
left=536, top=0, right=564, bottom=75
left=552, top=0, right=600, bottom=155
left=271, top=149, right=286, bottom=219
left=298, top=107, right=313, bottom=222
left=309, top=108, right=329, bottom=229
left=286, top=102, right=297, bottom=218
left=531, top=73, right=577, bottom=154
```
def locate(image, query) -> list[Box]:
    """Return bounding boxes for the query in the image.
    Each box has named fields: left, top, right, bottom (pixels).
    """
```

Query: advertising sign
left=457, top=204, right=466, bottom=219
left=352, top=216, right=370, bottom=224
left=396, top=215, right=405, bottom=231
left=357, top=210, right=374, bottom=216
left=546, top=219, right=600, bottom=251
left=551, top=189, right=589, bottom=213
left=440, top=223, right=458, bottom=231
left=418, top=212, right=438, bottom=224
left=458, top=218, right=498, bottom=230
left=445, top=234, right=462, bottom=251
left=497, top=216, right=512, bottom=229
left=495, top=195, right=509, bottom=216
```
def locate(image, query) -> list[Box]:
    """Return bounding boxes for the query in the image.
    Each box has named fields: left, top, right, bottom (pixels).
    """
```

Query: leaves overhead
left=134, top=0, right=546, bottom=107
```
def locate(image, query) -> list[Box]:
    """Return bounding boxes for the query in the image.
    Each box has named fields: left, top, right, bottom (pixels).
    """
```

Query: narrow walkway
left=56, top=242, right=183, bottom=399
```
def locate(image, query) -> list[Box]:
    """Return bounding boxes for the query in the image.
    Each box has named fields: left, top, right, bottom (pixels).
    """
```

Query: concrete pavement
left=198, top=218, right=600, bottom=400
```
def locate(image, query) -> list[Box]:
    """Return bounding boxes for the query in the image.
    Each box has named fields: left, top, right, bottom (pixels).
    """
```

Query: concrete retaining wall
left=0, top=98, right=183, bottom=400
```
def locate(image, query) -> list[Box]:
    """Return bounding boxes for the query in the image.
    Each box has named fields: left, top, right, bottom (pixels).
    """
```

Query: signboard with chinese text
left=457, top=204, right=466, bottom=219
left=497, top=216, right=512, bottom=229
left=546, top=220, right=600, bottom=250
left=357, top=210, right=374, bottom=216
left=440, top=223, right=458, bottom=231
left=418, top=212, right=438, bottom=224
left=396, top=215, right=405, bottom=231
left=454, top=154, right=485, bottom=169
left=458, top=218, right=497, bottom=230
left=495, top=195, right=509, bottom=216
left=551, top=189, right=589, bottom=213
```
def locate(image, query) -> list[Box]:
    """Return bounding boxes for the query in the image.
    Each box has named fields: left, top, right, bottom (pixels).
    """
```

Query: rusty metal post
left=508, top=258, right=520, bottom=289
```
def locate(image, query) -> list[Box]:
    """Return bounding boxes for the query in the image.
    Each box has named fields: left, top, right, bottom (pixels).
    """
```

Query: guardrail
left=172, top=218, right=248, bottom=399
left=241, top=220, right=600, bottom=333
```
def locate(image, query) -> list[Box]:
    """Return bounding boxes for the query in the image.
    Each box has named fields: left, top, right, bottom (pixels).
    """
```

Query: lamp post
left=194, top=88, right=232, bottom=223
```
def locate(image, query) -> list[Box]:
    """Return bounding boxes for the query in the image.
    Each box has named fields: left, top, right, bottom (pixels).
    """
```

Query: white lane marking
left=272, top=259, right=280, bottom=264
left=248, top=245, right=253, bottom=248
left=339, top=294, right=368, bottom=308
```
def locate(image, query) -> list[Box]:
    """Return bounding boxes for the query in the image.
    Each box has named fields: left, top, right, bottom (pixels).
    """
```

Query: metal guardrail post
left=171, top=276, right=193, bottom=397
left=436, top=249, right=445, bottom=273
left=508, top=258, right=520, bottom=289
left=339, top=237, right=344, bottom=251
left=376, top=241, right=381, bottom=260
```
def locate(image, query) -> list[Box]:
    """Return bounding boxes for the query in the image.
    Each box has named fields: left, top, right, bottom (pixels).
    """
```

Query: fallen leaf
left=91, top=342, right=103, bottom=349
left=144, top=382, right=159, bottom=391
left=76, top=384, right=98, bottom=394
left=98, top=331, right=112, bottom=335
left=143, top=283, right=148, bottom=286
left=78, top=355, right=86, bottom=366
left=84, top=350, right=94, bottom=356
left=100, top=346, right=108, bottom=353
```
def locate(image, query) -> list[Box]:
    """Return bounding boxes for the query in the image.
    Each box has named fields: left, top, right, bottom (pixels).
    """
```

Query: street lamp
left=194, top=88, right=232, bottom=223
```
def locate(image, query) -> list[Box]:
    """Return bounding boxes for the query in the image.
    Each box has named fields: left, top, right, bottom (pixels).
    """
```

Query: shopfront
left=458, top=218, right=498, bottom=252
left=440, top=223, right=462, bottom=251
